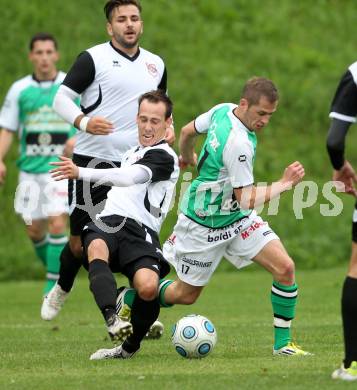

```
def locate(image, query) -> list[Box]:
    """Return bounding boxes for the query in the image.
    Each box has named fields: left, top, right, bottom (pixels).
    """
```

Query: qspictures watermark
left=14, top=168, right=347, bottom=229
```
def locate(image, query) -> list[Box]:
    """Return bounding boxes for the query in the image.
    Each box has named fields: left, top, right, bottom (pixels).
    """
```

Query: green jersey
left=0, top=72, right=77, bottom=173
left=181, top=103, right=257, bottom=228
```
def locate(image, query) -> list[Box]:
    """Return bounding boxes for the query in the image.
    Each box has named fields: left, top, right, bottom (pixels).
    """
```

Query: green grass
left=0, top=265, right=350, bottom=389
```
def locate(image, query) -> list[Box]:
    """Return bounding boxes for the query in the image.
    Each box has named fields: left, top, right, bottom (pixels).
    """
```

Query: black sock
left=123, top=295, right=160, bottom=352
left=342, top=276, right=357, bottom=368
left=88, top=259, right=117, bottom=322
left=57, top=242, right=82, bottom=292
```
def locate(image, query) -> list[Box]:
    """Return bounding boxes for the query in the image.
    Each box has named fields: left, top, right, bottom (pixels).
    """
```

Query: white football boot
left=332, top=361, right=357, bottom=381
left=107, top=314, right=133, bottom=344
left=41, top=283, right=69, bottom=320
left=90, top=343, right=139, bottom=360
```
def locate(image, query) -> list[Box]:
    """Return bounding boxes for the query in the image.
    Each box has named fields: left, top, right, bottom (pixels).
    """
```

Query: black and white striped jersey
left=99, top=141, right=179, bottom=233
left=62, top=42, right=167, bottom=161
left=329, top=61, right=357, bottom=123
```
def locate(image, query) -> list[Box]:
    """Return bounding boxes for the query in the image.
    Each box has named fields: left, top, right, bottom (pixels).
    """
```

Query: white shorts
left=14, top=171, right=69, bottom=223
left=163, top=211, right=279, bottom=286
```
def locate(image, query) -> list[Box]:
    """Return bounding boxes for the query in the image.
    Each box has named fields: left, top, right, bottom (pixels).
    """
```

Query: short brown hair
left=138, top=90, right=173, bottom=119
left=242, top=77, right=279, bottom=106
left=29, top=32, right=58, bottom=51
left=104, top=0, right=142, bottom=21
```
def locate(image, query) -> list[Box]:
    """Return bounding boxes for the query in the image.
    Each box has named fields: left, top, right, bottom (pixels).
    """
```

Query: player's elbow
left=233, top=196, right=254, bottom=210
left=181, top=124, right=191, bottom=136
left=238, top=199, right=254, bottom=210
left=234, top=187, right=256, bottom=210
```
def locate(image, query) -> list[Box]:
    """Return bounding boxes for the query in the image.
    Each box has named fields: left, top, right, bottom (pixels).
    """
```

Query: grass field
left=0, top=265, right=351, bottom=390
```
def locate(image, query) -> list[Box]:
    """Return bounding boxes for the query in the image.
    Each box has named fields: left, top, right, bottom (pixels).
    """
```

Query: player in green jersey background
left=0, top=33, right=76, bottom=294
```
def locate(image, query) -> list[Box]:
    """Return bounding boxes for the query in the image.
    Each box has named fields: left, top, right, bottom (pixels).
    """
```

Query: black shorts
left=81, top=215, right=170, bottom=280
left=353, top=202, right=357, bottom=243
left=68, top=154, right=121, bottom=235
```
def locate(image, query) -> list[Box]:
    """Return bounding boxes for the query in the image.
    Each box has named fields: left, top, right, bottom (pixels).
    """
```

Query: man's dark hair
left=29, top=32, right=58, bottom=51
left=242, top=77, right=279, bottom=106
left=138, top=90, right=173, bottom=119
left=104, top=0, right=142, bottom=21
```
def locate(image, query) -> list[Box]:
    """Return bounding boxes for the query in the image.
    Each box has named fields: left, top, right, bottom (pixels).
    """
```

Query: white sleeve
left=53, top=85, right=82, bottom=125
left=78, top=164, right=150, bottom=187
left=194, top=103, right=229, bottom=134
left=223, top=135, right=254, bottom=188
left=0, top=83, right=21, bottom=131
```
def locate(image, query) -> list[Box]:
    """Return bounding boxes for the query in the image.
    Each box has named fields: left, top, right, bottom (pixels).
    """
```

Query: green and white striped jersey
left=0, top=72, right=77, bottom=173
left=181, top=103, right=257, bottom=228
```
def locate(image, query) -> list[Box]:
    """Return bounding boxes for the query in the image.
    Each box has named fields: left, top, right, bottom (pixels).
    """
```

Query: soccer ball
left=171, top=314, right=217, bottom=358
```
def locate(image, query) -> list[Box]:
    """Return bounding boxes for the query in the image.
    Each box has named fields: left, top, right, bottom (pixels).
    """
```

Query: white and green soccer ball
left=171, top=314, right=217, bottom=358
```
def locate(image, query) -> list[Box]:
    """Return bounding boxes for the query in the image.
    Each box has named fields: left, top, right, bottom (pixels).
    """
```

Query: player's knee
left=137, top=282, right=158, bottom=301
left=87, top=239, right=108, bottom=260
left=276, top=259, right=295, bottom=283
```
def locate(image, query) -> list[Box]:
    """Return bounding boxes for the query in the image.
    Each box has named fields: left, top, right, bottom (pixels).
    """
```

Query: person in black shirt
left=327, top=61, right=357, bottom=381
left=41, top=1, right=174, bottom=336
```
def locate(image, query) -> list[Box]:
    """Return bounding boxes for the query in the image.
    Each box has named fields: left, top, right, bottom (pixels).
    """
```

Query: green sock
left=158, top=279, right=174, bottom=307
left=123, top=279, right=174, bottom=308
left=271, top=281, right=298, bottom=350
left=123, top=288, right=136, bottom=307
left=33, top=236, right=48, bottom=266
left=44, top=234, right=67, bottom=294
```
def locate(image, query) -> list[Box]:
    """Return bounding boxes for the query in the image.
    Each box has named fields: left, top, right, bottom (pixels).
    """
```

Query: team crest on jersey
left=146, top=62, right=158, bottom=77
left=38, top=132, right=52, bottom=146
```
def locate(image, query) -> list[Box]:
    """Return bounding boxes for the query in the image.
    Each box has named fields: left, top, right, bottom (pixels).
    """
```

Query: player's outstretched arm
left=50, top=156, right=150, bottom=187
left=234, top=161, right=305, bottom=210
left=50, top=156, right=79, bottom=180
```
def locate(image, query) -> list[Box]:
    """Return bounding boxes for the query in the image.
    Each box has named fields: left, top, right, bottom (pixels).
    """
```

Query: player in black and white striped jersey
left=48, top=90, right=178, bottom=358
left=41, top=0, right=175, bottom=324
left=328, top=61, right=357, bottom=381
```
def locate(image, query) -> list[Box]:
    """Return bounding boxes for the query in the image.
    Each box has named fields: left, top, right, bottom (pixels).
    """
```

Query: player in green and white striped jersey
left=0, top=33, right=77, bottom=294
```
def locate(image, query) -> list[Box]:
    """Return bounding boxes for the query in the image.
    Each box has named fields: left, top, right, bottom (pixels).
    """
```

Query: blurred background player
left=0, top=32, right=76, bottom=294
left=327, top=61, right=357, bottom=381
left=41, top=0, right=174, bottom=340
